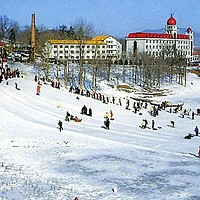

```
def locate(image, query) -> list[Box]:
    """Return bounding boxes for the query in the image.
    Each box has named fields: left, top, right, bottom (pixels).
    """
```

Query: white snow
left=0, top=62, right=200, bottom=199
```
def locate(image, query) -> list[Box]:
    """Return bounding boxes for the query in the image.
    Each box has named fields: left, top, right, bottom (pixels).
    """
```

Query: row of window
left=53, top=50, right=108, bottom=54
left=145, top=45, right=190, bottom=50
left=53, top=44, right=107, bottom=49
left=147, top=50, right=190, bottom=56
left=146, top=40, right=190, bottom=45
left=58, top=55, right=108, bottom=60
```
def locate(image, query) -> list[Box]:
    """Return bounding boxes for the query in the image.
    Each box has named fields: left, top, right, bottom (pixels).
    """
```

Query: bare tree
left=72, top=19, right=95, bottom=90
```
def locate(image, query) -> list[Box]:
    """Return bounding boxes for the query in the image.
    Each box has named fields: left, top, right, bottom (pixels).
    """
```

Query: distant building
left=45, top=35, right=122, bottom=63
left=193, top=47, right=200, bottom=62
left=126, top=15, right=194, bottom=63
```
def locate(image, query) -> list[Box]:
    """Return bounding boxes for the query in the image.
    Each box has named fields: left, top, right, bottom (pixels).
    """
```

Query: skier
left=58, top=120, right=63, bottom=132
left=194, top=126, right=199, bottom=136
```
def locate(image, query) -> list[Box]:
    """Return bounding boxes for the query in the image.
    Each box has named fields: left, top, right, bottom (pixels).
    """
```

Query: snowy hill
left=1, top=63, right=200, bottom=199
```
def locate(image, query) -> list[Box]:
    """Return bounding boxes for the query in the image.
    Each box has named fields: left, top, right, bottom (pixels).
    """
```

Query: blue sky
left=1, top=0, right=200, bottom=38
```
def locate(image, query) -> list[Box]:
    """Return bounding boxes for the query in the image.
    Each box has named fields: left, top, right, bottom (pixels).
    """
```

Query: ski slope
left=0, top=63, right=200, bottom=199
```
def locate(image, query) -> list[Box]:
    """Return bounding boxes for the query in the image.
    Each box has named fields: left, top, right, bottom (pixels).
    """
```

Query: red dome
left=167, top=15, right=176, bottom=25
left=187, top=27, right=192, bottom=33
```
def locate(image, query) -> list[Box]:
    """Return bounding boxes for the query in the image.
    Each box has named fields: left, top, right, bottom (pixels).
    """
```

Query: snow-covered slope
left=0, top=63, right=200, bottom=199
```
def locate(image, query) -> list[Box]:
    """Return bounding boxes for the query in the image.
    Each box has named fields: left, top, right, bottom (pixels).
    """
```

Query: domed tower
left=186, top=27, right=193, bottom=39
left=165, top=14, right=178, bottom=38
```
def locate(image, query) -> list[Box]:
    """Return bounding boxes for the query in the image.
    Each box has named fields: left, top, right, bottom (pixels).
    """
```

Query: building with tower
left=126, top=15, right=194, bottom=63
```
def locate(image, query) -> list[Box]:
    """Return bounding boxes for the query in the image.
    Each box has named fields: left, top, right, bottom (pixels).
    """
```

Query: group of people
left=81, top=105, right=92, bottom=117
left=65, top=111, right=82, bottom=122
left=0, top=63, right=20, bottom=83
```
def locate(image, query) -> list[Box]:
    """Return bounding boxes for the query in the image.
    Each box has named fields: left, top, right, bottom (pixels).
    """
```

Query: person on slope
left=105, top=117, right=110, bottom=130
left=152, top=120, right=155, bottom=130
left=198, top=146, right=200, bottom=157
left=141, top=119, right=146, bottom=129
left=58, top=120, right=63, bottom=132
left=194, top=126, right=199, bottom=136
left=105, top=112, right=109, bottom=119
left=110, top=110, right=114, bottom=120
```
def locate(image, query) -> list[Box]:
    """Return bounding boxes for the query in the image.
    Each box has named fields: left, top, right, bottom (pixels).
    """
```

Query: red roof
left=127, top=33, right=190, bottom=40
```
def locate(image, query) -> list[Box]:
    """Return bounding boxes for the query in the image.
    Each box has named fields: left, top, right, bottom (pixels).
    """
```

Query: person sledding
left=74, top=116, right=82, bottom=122
left=58, top=120, right=63, bottom=132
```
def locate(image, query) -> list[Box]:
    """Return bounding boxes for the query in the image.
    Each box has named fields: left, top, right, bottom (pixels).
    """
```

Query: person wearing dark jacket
left=194, top=126, right=199, bottom=136
left=58, top=120, right=63, bottom=132
left=105, top=118, right=110, bottom=130
left=88, top=108, right=92, bottom=117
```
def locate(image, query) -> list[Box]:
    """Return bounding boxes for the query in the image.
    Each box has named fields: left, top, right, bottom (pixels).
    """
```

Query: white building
left=126, top=15, right=194, bottom=63
left=45, top=35, right=122, bottom=63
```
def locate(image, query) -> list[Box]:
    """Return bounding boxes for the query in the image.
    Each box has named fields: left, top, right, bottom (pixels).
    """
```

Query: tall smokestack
left=31, top=14, right=36, bottom=49
left=30, top=14, right=36, bottom=62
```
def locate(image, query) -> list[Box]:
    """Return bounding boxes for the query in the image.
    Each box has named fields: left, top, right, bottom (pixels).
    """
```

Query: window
left=87, top=45, right=90, bottom=48
left=71, top=45, right=74, bottom=48
left=54, top=45, right=57, bottom=48
left=71, top=50, right=74, bottom=53
left=54, top=51, right=57, bottom=54
left=59, top=51, right=63, bottom=54
left=60, top=45, right=63, bottom=48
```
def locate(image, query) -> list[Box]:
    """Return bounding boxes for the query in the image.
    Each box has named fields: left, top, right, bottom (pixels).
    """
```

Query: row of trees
left=39, top=48, right=187, bottom=93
